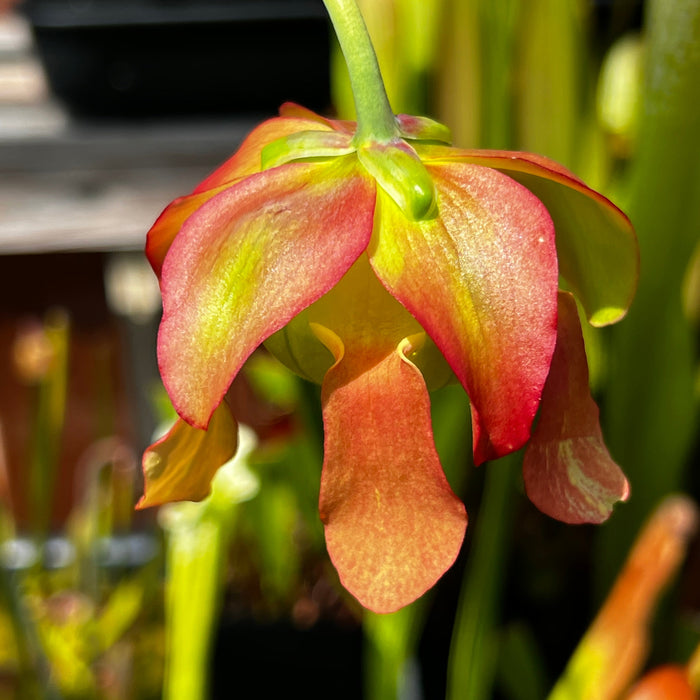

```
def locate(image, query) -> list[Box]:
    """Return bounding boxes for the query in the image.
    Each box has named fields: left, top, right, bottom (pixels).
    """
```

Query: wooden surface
left=0, top=11, right=260, bottom=254
left=0, top=117, right=257, bottom=254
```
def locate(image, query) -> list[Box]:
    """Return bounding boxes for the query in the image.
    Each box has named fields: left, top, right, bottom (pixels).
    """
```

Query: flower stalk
left=322, top=0, right=397, bottom=143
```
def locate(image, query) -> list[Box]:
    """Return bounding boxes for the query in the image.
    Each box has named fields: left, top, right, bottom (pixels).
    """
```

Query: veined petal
left=137, top=400, right=238, bottom=509
left=370, top=164, right=559, bottom=464
left=523, top=292, right=629, bottom=524
left=146, top=114, right=335, bottom=276
left=317, top=330, right=467, bottom=614
left=418, top=145, right=639, bottom=326
left=159, top=157, right=375, bottom=428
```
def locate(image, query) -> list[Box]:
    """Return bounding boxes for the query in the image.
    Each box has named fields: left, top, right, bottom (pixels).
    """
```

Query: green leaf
left=597, top=0, right=700, bottom=594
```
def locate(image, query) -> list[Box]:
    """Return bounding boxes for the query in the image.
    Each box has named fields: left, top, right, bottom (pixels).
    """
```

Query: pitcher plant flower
left=138, top=0, right=638, bottom=613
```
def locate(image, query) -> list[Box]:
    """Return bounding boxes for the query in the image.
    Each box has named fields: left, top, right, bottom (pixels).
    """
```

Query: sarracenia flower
left=137, top=100, right=637, bottom=613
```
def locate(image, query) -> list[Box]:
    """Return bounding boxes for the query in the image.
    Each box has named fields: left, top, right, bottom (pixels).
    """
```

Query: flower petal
left=146, top=114, right=335, bottom=277
left=146, top=185, right=232, bottom=278
left=193, top=114, right=334, bottom=192
left=418, top=146, right=639, bottom=326
left=137, top=400, right=238, bottom=509
left=158, top=158, right=375, bottom=428
left=523, top=292, right=629, bottom=523
left=278, top=102, right=356, bottom=134
left=370, top=164, right=559, bottom=464
left=317, top=329, right=467, bottom=613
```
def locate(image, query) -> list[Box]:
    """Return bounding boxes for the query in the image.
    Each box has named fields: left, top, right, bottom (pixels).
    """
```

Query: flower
left=138, top=102, right=638, bottom=613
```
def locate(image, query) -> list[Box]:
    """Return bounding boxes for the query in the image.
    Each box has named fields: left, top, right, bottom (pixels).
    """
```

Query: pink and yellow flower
left=138, top=103, right=638, bottom=613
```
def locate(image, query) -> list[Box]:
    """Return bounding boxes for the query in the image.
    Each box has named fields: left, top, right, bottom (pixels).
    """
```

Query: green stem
left=446, top=454, right=517, bottom=700
left=322, top=0, right=397, bottom=142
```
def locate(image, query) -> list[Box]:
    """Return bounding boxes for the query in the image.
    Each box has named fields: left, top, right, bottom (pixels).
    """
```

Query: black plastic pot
left=22, top=0, right=331, bottom=117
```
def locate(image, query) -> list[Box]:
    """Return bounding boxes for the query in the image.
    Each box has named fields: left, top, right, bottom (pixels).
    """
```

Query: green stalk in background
left=599, top=0, right=700, bottom=595
left=363, top=603, right=428, bottom=700
left=435, top=0, right=520, bottom=149
left=159, top=426, right=259, bottom=700
left=446, top=453, right=518, bottom=700
left=515, top=0, right=593, bottom=173
left=26, top=311, right=69, bottom=540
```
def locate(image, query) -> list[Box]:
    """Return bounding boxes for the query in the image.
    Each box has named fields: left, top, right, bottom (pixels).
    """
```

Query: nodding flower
left=139, top=102, right=637, bottom=613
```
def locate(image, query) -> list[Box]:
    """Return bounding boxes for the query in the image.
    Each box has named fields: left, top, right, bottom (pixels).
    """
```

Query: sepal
left=396, top=114, right=452, bottom=144
left=261, top=130, right=355, bottom=170
left=358, top=139, right=436, bottom=220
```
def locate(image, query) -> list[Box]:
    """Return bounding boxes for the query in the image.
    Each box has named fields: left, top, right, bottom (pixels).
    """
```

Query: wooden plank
left=0, top=118, right=256, bottom=253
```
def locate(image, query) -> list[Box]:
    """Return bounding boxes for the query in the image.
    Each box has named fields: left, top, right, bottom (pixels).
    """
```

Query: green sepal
left=397, top=114, right=452, bottom=145
left=358, top=139, right=437, bottom=221
left=261, top=130, right=355, bottom=170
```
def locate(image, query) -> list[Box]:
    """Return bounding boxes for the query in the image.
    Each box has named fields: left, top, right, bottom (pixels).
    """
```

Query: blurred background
left=0, top=0, right=698, bottom=699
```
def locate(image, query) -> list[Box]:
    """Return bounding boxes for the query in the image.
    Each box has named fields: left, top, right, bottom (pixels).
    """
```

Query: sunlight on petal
left=137, top=400, right=238, bottom=509
left=371, top=164, right=558, bottom=463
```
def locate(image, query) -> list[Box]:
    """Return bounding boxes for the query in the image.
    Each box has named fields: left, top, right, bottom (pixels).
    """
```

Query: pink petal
left=158, top=159, right=375, bottom=428
left=370, top=163, right=559, bottom=463
left=418, top=145, right=639, bottom=326
left=523, top=292, right=629, bottom=523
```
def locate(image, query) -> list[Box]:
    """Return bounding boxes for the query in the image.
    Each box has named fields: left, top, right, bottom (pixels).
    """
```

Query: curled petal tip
left=137, top=401, right=238, bottom=509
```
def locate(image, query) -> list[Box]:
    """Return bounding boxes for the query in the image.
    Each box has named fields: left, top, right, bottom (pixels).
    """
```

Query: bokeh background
left=0, top=1, right=697, bottom=698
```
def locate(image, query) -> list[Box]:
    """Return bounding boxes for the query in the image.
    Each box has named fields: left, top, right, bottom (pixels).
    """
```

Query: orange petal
left=278, top=101, right=356, bottom=134
left=146, top=185, right=232, bottom=278
left=523, top=292, right=629, bottom=523
left=318, top=332, right=467, bottom=613
left=137, top=400, right=238, bottom=509
left=549, top=496, right=698, bottom=699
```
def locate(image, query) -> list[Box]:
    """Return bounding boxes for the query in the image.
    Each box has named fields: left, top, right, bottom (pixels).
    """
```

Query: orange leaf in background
left=549, top=496, right=698, bottom=700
